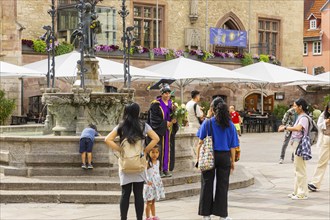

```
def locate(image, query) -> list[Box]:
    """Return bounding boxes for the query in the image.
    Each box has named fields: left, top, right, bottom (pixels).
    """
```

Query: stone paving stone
left=0, top=133, right=329, bottom=220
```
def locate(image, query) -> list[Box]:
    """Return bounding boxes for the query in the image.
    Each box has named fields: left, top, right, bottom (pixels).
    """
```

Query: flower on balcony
left=95, top=44, right=119, bottom=52
left=227, top=52, right=235, bottom=58
left=213, top=51, right=225, bottom=58
left=174, top=49, right=184, bottom=58
left=129, top=45, right=149, bottom=55
left=189, top=49, right=214, bottom=61
left=234, top=52, right=244, bottom=59
left=22, top=39, right=34, bottom=48
left=152, top=47, right=169, bottom=56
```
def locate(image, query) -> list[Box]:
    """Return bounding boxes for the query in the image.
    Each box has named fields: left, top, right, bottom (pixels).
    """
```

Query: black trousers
left=120, top=181, right=144, bottom=220
left=198, top=151, right=231, bottom=217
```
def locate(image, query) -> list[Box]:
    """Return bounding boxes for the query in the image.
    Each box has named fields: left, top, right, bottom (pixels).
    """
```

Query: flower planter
left=131, top=52, right=150, bottom=59
left=22, top=44, right=36, bottom=54
left=96, top=50, right=123, bottom=57
left=209, top=57, right=242, bottom=64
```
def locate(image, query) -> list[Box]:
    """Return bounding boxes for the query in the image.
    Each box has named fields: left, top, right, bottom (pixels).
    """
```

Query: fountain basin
left=0, top=131, right=196, bottom=177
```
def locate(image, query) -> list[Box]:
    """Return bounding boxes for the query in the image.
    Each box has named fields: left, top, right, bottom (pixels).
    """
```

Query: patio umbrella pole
left=261, top=86, right=264, bottom=115
left=20, top=77, right=24, bottom=115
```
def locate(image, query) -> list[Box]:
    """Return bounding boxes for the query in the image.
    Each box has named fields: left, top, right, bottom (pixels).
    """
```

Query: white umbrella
left=24, top=51, right=163, bottom=79
left=284, top=71, right=330, bottom=86
left=0, top=61, right=44, bottom=115
left=0, top=61, right=44, bottom=78
left=234, top=62, right=324, bottom=113
left=145, top=56, right=261, bottom=101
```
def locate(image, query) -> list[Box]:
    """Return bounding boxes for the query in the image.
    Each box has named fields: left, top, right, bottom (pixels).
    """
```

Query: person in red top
left=229, top=105, right=242, bottom=136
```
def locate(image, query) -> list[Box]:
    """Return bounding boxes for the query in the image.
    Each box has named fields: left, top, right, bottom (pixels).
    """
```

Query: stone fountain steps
left=0, top=183, right=201, bottom=204
left=0, top=167, right=254, bottom=204
left=0, top=165, right=119, bottom=177
left=0, top=172, right=201, bottom=191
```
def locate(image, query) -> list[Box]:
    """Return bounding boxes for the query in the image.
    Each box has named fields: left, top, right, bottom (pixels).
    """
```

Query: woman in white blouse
left=308, top=101, right=330, bottom=192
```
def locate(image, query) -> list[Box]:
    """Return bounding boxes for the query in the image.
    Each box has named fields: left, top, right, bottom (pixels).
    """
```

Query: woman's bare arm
left=104, top=130, right=122, bottom=152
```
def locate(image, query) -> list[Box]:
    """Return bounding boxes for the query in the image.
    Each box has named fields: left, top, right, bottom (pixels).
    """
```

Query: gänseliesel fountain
left=0, top=1, right=253, bottom=204
left=42, top=0, right=133, bottom=136
left=0, top=0, right=196, bottom=178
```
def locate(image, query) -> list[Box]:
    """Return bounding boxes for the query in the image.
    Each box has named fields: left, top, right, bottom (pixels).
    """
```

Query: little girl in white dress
left=143, top=146, right=165, bottom=220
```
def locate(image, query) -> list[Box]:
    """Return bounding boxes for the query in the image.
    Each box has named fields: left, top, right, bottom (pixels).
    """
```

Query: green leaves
left=0, top=90, right=16, bottom=125
left=32, top=39, right=47, bottom=53
left=55, top=42, right=74, bottom=55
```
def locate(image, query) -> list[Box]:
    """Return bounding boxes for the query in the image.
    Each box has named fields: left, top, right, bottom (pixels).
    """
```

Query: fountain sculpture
left=42, top=0, right=133, bottom=136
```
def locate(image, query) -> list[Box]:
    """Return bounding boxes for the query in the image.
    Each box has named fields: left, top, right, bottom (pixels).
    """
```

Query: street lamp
left=43, top=0, right=56, bottom=88
left=76, top=0, right=87, bottom=89
left=40, top=25, right=51, bottom=88
left=118, top=0, right=135, bottom=89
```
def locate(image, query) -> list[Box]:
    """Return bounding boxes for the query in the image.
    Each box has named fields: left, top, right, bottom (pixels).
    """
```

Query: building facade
left=3, top=0, right=321, bottom=122
left=303, top=0, right=330, bottom=75
left=11, top=0, right=304, bottom=68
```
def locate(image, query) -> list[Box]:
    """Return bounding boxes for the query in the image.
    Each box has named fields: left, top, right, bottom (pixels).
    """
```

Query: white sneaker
left=287, top=193, right=295, bottom=198
left=279, top=159, right=283, bottom=164
left=220, top=217, right=232, bottom=220
left=292, top=194, right=308, bottom=200
left=202, top=216, right=211, bottom=220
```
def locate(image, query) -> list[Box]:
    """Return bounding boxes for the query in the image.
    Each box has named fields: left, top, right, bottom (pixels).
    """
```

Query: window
left=257, top=19, right=280, bottom=57
left=303, top=42, right=308, bottom=55
left=57, top=3, right=117, bottom=45
left=312, top=67, right=316, bottom=75
left=133, top=3, right=164, bottom=48
left=310, top=19, right=317, bottom=30
left=312, top=41, right=322, bottom=55
left=96, top=7, right=117, bottom=45
left=303, top=67, right=308, bottom=74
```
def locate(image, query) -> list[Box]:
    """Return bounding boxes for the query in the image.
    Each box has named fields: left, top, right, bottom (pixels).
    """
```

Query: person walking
left=105, top=102, right=159, bottom=220
left=197, top=97, right=239, bottom=220
left=279, top=106, right=296, bottom=164
left=278, top=98, right=310, bottom=200
left=186, top=90, right=204, bottom=133
left=308, top=102, right=330, bottom=192
left=147, top=83, right=178, bottom=177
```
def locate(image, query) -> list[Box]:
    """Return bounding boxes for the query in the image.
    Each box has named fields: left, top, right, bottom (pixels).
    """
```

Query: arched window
left=214, top=12, right=246, bottom=53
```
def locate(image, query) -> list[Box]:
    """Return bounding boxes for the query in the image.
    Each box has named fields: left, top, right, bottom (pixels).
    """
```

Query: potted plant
left=0, top=90, right=16, bottom=125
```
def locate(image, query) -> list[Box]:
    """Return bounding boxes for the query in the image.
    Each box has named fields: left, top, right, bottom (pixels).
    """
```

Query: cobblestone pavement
left=1, top=132, right=329, bottom=220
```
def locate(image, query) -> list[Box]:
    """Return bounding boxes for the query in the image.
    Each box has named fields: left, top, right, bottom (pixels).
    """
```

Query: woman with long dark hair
left=279, top=98, right=310, bottom=200
left=308, top=101, right=330, bottom=192
left=105, top=102, right=159, bottom=220
left=197, top=97, right=239, bottom=220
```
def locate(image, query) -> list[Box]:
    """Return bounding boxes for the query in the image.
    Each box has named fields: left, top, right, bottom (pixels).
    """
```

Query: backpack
left=118, top=138, right=146, bottom=173
left=193, top=103, right=203, bottom=125
left=302, top=115, right=319, bottom=145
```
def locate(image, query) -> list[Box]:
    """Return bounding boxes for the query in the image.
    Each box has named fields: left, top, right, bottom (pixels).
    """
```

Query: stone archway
left=244, top=91, right=274, bottom=113
left=215, top=11, right=246, bottom=31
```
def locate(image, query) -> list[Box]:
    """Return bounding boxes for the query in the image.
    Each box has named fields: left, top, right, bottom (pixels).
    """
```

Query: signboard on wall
left=210, top=28, right=247, bottom=47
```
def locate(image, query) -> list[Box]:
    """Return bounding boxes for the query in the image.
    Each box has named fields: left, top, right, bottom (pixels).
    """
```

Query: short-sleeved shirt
left=291, top=114, right=309, bottom=141
left=80, top=128, right=98, bottom=142
left=230, top=111, right=241, bottom=124
left=186, top=100, right=203, bottom=129
left=197, top=117, right=239, bottom=151
left=113, top=123, right=152, bottom=186
left=312, top=109, right=321, bottom=123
